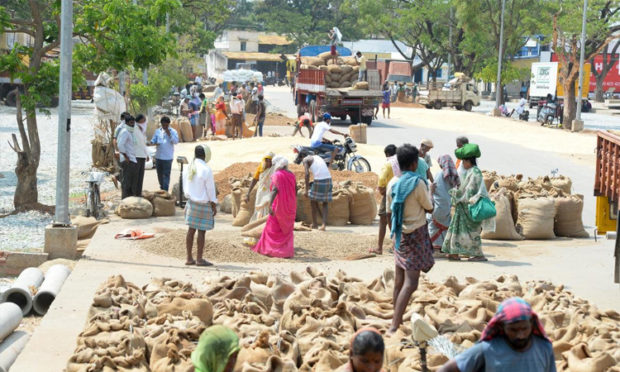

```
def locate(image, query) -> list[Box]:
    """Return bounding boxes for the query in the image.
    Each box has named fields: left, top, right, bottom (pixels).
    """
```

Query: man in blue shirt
left=438, top=297, right=556, bottom=372
left=150, top=116, right=179, bottom=191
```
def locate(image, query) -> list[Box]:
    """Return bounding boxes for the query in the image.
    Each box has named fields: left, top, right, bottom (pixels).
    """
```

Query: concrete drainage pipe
left=0, top=303, right=22, bottom=342
left=1, top=268, right=44, bottom=315
left=33, top=264, right=71, bottom=316
left=0, top=331, right=31, bottom=372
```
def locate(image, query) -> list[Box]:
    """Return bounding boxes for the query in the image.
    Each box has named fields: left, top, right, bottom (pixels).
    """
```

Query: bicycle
left=84, top=170, right=107, bottom=219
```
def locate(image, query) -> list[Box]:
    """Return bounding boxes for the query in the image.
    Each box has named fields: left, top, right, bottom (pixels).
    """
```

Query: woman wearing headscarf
left=192, top=325, right=240, bottom=372
left=245, top=152, right=275, bottom=222
left=251, top=156, right=297, bottom=258
left=183, top=144, right=217, bottom=267
left=428, top=155, right=460, bottom=254
left=441, top=144, right=493, bottom=262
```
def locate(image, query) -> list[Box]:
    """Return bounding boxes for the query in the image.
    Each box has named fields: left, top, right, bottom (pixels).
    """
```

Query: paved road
left=265, top=86, right=597, bottom=225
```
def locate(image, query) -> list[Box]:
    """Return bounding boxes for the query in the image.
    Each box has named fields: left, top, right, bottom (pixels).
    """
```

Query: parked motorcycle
left=293, top=137, right=371, bottom=173
left=538, top=101, right=559, bottom=126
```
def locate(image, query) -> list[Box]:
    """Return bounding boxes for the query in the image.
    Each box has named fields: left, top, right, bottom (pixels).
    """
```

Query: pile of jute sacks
left=481, top=173, right=587, bottom=240
left=300, top=52, right=369, bottom=90
left=115, top=191, right=176, bottom=219
left=67, top=267, right=619, bottom=371
left=220, top=176, right=377, bottom=229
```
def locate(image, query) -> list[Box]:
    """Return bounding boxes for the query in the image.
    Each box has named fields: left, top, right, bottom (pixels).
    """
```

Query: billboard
left=530, top=62, right=558, bottom=97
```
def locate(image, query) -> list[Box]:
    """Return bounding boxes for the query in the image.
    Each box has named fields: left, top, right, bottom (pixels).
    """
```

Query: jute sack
left=242, top=216, right=269, bottom=232
left=482, top=171, right=497, bottom=192
left=232, top=188, right=243, bottom=218
left=118, top=197, right=153, bottom=219
left=318, top=51, right=332, bottom=61
left=516, top=197, right=556, bottom=239
left=152, top=191, right=176, bottom=217
left=352, top=81, right=369, bottom=90
left=71, top=216, right=100, bottom=240
left=170, top=119, right=182, bottom=142
left=346, top=183, right=377, bottom=225
left=554, top=195, right=589, bottom=238
left=340, top=81, right=352, bottom=88
left=242, top=222, right=266, bottom=239
left=178, top=117, right=194, bottom=142
left=233, top=186, right=257, bottom=226
left=341, top=56, right=357, bottom=66
left=340, top=65, right=353, bottom=74
left=551, top=175, right=572, bottom=195
left=327, top=65, right=342, bottom=74
left=221, top=194, right=233, bottom=214
left=327, top=189, right=351, bottom=226
left=481, top=190, right=522, bottom=240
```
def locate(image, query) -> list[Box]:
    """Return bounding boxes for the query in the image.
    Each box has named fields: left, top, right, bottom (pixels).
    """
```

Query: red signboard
left=552, top=53, right=620, bottom=93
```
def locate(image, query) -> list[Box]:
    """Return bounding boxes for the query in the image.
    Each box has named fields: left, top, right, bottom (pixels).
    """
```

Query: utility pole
left=494, top=0, right=506, bottom=115
left=447, top=7, right=453, bottom=80
left=54, top=0, right=73, bottom=226
left=573, top=0, right=588, bottom=132
left=45, top=0, right=78, bottom=259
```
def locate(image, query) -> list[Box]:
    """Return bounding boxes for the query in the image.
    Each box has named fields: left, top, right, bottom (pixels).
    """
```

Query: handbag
left=469, top=196, right=496, bottom=222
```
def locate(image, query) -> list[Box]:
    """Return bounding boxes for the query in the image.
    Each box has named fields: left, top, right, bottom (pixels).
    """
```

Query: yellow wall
left=556, top=63, right=591, bottom=98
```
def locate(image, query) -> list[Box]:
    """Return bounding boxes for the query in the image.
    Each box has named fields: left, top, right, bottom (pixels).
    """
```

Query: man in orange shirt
left=292, top=114, right=314, bottom=137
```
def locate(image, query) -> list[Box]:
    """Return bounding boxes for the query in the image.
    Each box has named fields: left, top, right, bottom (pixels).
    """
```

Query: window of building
left=240, top=41, right=247, bottom=51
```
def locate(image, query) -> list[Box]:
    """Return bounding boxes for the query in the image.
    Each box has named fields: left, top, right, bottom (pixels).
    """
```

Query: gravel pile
left=0, top=211, right=52, bottom=251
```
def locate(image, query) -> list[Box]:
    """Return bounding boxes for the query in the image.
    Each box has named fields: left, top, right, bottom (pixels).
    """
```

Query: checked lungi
left=185, top=199, right=215, bottom=231
left=309, top=178, right=333, bottom=202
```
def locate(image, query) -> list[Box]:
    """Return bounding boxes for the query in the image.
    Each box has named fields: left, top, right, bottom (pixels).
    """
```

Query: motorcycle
left=293, top=137, right=371, bottom=173
left=537, top=101, right=559, bottom=127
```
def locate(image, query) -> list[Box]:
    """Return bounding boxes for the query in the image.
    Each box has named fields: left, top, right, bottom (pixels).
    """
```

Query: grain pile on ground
left=245, top=112, right=296, bottom=127
left=136, top=229, right=390, bottom=263
left=67, top=269, right=620, bottom=371
left=300, top=55, right=361, bottom=89
left=481, top=173, right=586, bottom=240
left=214, top=162, right=378, bottom=202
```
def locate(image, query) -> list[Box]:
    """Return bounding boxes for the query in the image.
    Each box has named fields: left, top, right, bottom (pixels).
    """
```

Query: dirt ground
left=136, top=228, right=390, bottom=263
left=244, top=112, right=297, bottom=126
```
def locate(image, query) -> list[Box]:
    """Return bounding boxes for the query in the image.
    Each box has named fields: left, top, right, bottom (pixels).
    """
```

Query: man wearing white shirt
left=309, top=113, right=348, bottom=164
left=117, top=116, right=139, bottom=199
left=183, top=144, right=217, bottom=267
left=230, top=94, right=245, bottom=139
left=134, top=114, right=149, bottom=196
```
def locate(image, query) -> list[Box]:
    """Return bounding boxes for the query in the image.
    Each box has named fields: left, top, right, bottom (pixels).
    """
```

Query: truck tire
left=309, top=99, right=317, bottom=122
left=5, top=90, right=17, bottom=107
left=349, top=109, right=360, bottom=124
left=425, top=104, right=433, bottom=109
left=361, top=115, right=373, bottom=125
left=455, top=105, right=463, bottom=110
left=433, top=101, right=442, bottom=110
left=340, top=115, right=348, bottom=121
left=463, top=101, right=473, bottom=112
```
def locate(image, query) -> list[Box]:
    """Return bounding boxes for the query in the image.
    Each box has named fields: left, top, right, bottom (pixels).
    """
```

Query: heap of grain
left=300, top=53, right=368, bottom=90
left=481, top=172, right=586, bottom=240
left=67, top=268, right=620, bottom=371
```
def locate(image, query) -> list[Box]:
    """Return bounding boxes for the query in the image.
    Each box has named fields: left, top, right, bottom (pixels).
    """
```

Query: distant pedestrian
left=355, top=51, right=367, bottom=82
left=190, top=94, right=202, bottom=140
left=382, top=85, right=391, bottom=119
left=428, top=155, right=460, bottom=254
left=134, top=114, right=149, bottom=196
left=230, top=94, right=244, bottom=139
left=180, top=96, right=191, bottom=118
left=150, top=116, right=179, bottom=192
left=253, top=95, right=266, bottom=137
left=213, top=84, right=224, bottom=99
left=455, top=136, right=469, bottom=177
left=214, top=96, right=229, bottom=135
left=117, top=116, right=139, bottom=199
left=374, top=144, right=399, bottom=255
left=183, top=144, right=217, bottom=267
left=438, top=297, right=555, bottom=372
left=387, top=144, right=434, bottom=334
left=419, top=139, right=435, bottom=182
left=303, top=154, right=332, bottom=231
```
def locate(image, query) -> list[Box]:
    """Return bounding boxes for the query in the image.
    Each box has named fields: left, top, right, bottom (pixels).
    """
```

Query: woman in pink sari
left=251, top=156, right=297, bottom=258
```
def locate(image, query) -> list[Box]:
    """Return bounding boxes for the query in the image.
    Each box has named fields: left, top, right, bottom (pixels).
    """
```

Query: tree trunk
left=595, top=75, right=605, bottom=102
left=562, top=78, right=577, bottom=129
left=13, top=153, right=39, bottom=210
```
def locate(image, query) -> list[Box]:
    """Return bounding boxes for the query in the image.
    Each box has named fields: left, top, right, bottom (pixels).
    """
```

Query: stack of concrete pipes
left=0, top=264, right=71, bottom=371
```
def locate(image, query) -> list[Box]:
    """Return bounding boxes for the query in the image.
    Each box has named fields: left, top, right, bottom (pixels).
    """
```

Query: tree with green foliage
left=474, top=60, right=529, bottom=84
left=550, top=0, right=619, bottom=126
left=0, top=0, right=177, bottom=211
left=457, top=0, right=544, bottom=97
left=257, top=0, right=363, bottom=49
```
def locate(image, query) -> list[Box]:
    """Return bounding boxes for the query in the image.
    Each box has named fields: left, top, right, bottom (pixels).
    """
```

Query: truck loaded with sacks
left=294, top=46, right=382, bottom=125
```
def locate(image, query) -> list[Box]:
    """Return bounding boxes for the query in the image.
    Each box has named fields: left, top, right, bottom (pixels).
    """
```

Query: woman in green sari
left=441, top=144, right=493, bottom=262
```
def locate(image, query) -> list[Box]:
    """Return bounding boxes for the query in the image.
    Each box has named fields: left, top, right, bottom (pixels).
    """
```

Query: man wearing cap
left=230, top=94, right=245, bottom=139
left=183, top=144, right=217, bottom=267
left=438, top=297, right=556, bottom=372
left=310, top=113, right=348, bottom=164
